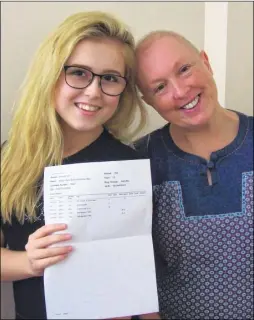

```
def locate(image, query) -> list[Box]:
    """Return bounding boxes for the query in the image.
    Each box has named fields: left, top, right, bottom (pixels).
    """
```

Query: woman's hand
left=25, top=223, right=73, bottom=277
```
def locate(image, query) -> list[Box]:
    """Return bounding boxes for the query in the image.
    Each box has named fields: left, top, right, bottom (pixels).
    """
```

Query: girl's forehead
left=66, top=38, right=126, bottom=74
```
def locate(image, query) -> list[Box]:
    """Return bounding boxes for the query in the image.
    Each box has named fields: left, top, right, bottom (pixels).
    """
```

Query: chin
left=77, top=126, right=101, bottom=133
left=190, top=119, right=211, bottom=129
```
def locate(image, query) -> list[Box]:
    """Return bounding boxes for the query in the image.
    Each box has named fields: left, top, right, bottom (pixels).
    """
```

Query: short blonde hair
left=1, top=11, right=147, bottom=223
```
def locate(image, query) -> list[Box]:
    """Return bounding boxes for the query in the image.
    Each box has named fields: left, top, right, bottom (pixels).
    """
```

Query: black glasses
left=64, top=65, right=127, bottom=96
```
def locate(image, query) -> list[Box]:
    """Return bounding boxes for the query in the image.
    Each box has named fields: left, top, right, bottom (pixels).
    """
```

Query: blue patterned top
left=135, top=111, right=253, bottom=319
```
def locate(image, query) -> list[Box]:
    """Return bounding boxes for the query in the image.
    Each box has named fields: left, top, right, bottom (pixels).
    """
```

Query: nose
left=82, top=76, right=101, bottom=97
left=171, top=78, right=189, bottom=99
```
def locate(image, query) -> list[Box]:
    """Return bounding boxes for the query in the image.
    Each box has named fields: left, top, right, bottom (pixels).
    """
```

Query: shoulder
left=112, top=139, right=143, bottom=160
left=247, top=114, right=253, bottom=131
left=233, top=110, right=253, bottom=127
left=235, top=110, right=253, bottom=138
left=245, top=114, right=253, bottom=148
left=98, top=130, right=145, bottom=161
left=133, top=125, right=169, bottom=156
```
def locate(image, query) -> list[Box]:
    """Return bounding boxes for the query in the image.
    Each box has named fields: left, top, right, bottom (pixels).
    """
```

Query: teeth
left=182, top=95, right=199, bottom=110
left=77, top=104, right=100, bottom=111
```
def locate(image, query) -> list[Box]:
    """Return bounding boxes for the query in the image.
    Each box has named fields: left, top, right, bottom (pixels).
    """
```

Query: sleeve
left=1, top=214, right=8, bottom=248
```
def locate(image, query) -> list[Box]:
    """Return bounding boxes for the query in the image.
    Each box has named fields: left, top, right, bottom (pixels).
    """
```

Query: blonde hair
left=1, top=11, right=147, bottom=223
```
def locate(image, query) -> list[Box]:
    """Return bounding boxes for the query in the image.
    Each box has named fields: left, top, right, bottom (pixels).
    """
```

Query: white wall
left=1, top=2, right=253, bottom=319
left=204, top=2, right=228, bottom=107
left=225, top=2, right=253, bottom=115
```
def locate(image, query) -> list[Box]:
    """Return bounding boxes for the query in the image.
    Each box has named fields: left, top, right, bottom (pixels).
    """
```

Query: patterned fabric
left=135, top=111, right=254, bottom=319
left=154, top=172, right=253, bottom=319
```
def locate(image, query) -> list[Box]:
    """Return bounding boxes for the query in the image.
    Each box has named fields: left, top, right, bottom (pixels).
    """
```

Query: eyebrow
left=148, top=62, right=179, bottom=86
left=150, top=77, right=166, bottom=86
left=67, top=64, right=124, bottom=77
left=148, top=59, right=195, bottom=86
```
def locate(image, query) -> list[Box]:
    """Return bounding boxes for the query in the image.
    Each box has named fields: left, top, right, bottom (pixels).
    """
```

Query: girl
left=1, top=11, right=147, bottom=319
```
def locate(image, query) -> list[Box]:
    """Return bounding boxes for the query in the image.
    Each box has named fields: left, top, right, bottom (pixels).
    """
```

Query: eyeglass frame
left=63, top=65, right=128, bottom=96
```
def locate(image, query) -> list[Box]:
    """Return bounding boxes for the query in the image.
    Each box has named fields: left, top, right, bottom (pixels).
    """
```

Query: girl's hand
left=25, top=223, right=72, bottom=276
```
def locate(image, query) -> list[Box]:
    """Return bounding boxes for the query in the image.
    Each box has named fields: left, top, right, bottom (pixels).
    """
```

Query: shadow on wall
left=1, top=282, right=15, bottom=319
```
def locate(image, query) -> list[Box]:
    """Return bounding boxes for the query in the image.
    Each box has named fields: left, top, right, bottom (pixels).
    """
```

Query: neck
left=61, top=124, right=103, bottom=158
left=170, top=107, right=239, bottom=160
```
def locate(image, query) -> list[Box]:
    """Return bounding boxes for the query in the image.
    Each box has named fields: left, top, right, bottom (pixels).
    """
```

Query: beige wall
left=226, top=2, right=253, bottom=115
left=0, top=2, right=252, bottom=319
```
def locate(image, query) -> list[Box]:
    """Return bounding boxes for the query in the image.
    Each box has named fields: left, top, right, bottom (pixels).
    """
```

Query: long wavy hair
left=1, top=11, right=147, bottom=223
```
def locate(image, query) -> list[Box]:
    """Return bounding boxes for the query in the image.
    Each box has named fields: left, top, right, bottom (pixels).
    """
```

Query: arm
left=111, top=314, right=160, bottom=320
left=140, top=313, right=160, bottom=319
left=1, top=231, right=35, bottom=281
left=1, top=224, right=73, bottom=282
left=110, top=314, right=160, bottom=320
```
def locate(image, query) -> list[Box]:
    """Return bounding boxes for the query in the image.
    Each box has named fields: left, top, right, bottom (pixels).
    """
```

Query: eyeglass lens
left=65, top=66, right=126, bottom=96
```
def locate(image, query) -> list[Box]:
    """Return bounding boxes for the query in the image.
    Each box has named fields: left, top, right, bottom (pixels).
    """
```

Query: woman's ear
left=200, top=50, right=213, bottom=74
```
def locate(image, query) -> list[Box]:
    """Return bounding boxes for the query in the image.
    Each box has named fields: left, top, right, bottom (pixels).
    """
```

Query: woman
left=1, top=11, right=147, bottom=319
left=135, top=31, right=253, bottom=319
